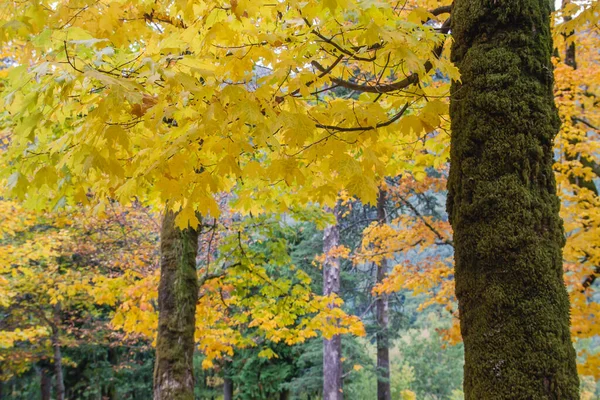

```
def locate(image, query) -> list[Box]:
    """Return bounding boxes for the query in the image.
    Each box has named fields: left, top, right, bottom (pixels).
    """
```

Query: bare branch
left=430, top=5, right=452, bottom=16
left=314, top=102, right=410, bottom=132
left=572, top=116, right=600, bottom=131
left=397, top=194, right=453, bottom=246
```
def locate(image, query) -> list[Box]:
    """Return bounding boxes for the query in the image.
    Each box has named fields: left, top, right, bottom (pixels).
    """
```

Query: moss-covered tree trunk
left=376, top=188, right=391, bottom=400
left=153, top=209, right=199, bottom=400
left=323, top=207, right=342, bottom=400
left=448, top=0, right=580, bottom=398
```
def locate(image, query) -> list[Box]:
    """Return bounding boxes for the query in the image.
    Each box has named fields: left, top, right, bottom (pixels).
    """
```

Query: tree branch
left=430, top=5, right=452, bottom=16
left=314, top=102, right=409, bottom=132
left=326, top=17, right=451, bottom=94
left=572, top=116, right=600, bottom=131
left=397, top=194, right=453, bottom=246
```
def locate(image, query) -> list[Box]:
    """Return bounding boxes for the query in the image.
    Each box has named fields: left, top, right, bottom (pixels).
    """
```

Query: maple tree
left=0, top=0, right=453, bottom=218
left=0, top=0, right=455, bottom=397
left=0, top=200, right=159, bottom=399
left=1, top=0, right=600, bottom=398
left=0, top=200, right=366, bottom=398
left=94, top=205, right=366, bottom=393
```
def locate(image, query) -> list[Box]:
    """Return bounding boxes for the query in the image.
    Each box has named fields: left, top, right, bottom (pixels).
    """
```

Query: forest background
left=0, top=0, right=599, bottom=399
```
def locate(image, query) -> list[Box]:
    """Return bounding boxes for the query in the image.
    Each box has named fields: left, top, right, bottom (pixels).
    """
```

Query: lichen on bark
left=448, top=0, right=580, bottom=398
left=153, top=209, right=200, bottom=400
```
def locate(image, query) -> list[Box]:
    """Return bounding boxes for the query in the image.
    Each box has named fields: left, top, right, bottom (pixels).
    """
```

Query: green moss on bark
left=448, top=0, right=580, bottom=398
left=153, top=209, right=199, bottom=400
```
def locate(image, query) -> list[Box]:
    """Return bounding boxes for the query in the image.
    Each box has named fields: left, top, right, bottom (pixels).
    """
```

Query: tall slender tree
left=448, top=0, right=580, bottom=398
left=224, top=377, right=234, bottom=400
left=375, top=188, right=391, bottom=400
left=153, top=209, right=200, bottom=400
left=52, top=304, right=65, bottom=400
left=322, top=207, right=342, bottom=400
left=560, top=0, right=598, bottom=195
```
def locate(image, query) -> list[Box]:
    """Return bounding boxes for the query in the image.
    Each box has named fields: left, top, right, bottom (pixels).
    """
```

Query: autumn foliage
left=0, top=0, right=598, bottom=398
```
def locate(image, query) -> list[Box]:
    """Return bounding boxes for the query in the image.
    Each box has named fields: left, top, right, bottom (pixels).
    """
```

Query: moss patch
left=153, top=209, right=199, bottom=400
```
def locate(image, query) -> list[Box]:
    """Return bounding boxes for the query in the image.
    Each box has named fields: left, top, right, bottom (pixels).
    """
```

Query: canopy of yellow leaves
left=1, top=0, right=453, bottom=226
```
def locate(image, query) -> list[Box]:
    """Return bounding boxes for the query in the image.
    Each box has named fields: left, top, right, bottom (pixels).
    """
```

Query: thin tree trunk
left=448, top=0, right=580, bottom=398
left=563, top=0, right=577, bottom=70
left=52, top=335, right=65, bottom=400
left=107, top=347, right=118, bottom=400
left=153, top=209, right=200, bottom=400
left=561, top=0, right=600, bottom=292
left=375, top=188, right=391, bottom=400
left=561, top=1, right=597, bottom=195
left=52, top=304, right=65, bottom=400
left=40, top=363, right=51, bottom=400
left=322, top=206, right=342, bottom=400
left=279, top=389, right=290, bottom=400
left=223, top=377, right=234, bottom=400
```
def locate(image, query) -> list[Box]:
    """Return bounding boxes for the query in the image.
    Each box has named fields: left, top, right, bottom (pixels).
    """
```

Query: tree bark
left=106, top=347, right=118, bottom=400
left=448, top=1, right=580, bottom=398
left=322, top=206, right=342, bottom=400
left=223, top=377, right=234, bottom=400
left=563, top=0, right=577, bottom=70
left=40, top=362, right=52, bottom=400
left=52, top=305, right=65, bottom=400
left=153, top=209, right=200, bottom=400
left=375, top=188, right=391, bottom=400
left=279, top=389, right=290, bottom=400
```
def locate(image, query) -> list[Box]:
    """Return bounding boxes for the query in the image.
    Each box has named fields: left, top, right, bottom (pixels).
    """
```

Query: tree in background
left=553, top=1, right=600, bottom=382
left=322, top=207, right=343, bottom=400
left=0, top=200, right=158, bottom=399
left=375, top=188, right=391, bottom=400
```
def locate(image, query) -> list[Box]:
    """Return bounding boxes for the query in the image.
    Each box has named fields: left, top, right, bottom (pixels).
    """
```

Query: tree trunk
left=52, top=305, right=65, bottom=400
left=322, top=206, right=342, bottom=400
left=563, top=0, right=577, bottom=70
left=107, top=347, right=118, bottom=400
left=223, top=377, right=234, bottom=400
left=52, top=336, right=65, bottom=400
left=40, top=363, right=52, bottom=400
left=375, top=188, right=391, bottom=400
left=561, top=1, right=597, bottom=195
left=279, top=389, right=290, bottom=400
left=448, top=0, right=580, bottom=398
left=153, top=209, right=200, bottom=400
